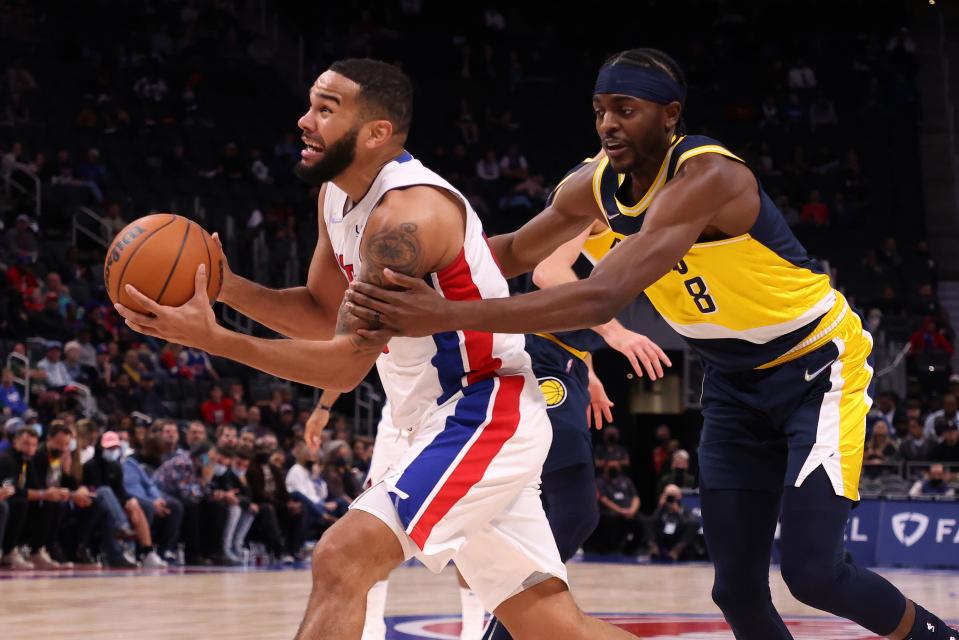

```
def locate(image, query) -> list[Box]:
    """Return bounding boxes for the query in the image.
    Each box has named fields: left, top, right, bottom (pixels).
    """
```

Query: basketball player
left=307, top=305, right=668, bottom=640
left=345, top=49, right=959, bottom=640
left=114, top=58, right=637, bottom=640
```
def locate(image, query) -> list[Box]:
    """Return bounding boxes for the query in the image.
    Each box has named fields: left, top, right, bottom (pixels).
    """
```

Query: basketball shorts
left=364, top=401, right=407, bottom=488
left=351, top=372, right=568, bottom=611
left=698, top=309, right=874, bottom=501
left=525, top=335, right=593, bottom=474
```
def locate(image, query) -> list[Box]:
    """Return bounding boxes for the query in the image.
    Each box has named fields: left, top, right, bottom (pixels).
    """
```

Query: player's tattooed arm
left=334, top=221, right=424, bottom=340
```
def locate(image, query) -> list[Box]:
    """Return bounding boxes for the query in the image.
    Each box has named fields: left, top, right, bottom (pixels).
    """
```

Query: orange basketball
left=104, top=213, right=223, bottom=315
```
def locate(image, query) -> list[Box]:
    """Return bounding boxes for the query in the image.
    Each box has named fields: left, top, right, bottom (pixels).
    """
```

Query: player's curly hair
left=602, top=48, right=687, bottom=136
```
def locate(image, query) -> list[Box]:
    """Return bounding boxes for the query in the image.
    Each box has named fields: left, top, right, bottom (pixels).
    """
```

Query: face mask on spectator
left=120, top=441, right=130, bottom=458
left=69, top=438, right=77, bottom=453
left=213, top=463, right=227, bottom=477
left=103, top=448, right=121, bottom=462
left=232, top=465, right=246, bottom=478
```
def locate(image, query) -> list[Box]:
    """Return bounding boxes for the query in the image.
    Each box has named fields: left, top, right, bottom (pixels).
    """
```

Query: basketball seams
left=154, top=219, right=193, bottom=305
left=112, top=214, right=179, bottom=302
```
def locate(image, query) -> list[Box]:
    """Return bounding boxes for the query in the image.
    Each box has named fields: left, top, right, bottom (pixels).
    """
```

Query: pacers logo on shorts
left=538, top=377, right=567, bottom=408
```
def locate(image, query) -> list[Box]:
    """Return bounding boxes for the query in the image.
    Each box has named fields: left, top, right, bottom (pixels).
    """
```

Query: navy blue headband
left=594, top=64, right=686, bottom=106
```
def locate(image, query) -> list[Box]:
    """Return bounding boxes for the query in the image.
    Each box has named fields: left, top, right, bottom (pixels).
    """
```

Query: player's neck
left=333, top=146, right=405, bottom=204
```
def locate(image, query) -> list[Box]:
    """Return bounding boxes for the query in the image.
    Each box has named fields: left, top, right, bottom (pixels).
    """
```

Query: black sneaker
left=74, top=546, right=100, bottom=567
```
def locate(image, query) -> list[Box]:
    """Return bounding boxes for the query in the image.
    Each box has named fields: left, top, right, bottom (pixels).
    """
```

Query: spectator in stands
left=134, top=371, right=163, bottom=416
left=911, top=283, right=942, bottom=317
left=217, top=424, right=239, bottom=449
left=287, top=441, right=341, bottom=529
left=239, top=428, right=256, bottom=450
left=6, top=59, right=38, bottom=95
left=249, top=148, right=271, bottom=184
left=787, top=58, right=817, bottom=91
left=84, top=431, right=166, bottom=567
left=864, top=420, right=900, bottom=467
left=910, top=317, right=953, bottom=358
left=800, top=189, right=829, bottom=226
left=909, top=463, right=955, bottom=498
left=63, top=340, right=95, bottom=387
left=476, top=150, right=500, bottom=182
left=248, top=438, right=303, bottom=563
left=651, top=425, right=672, bottom=475
left=647, top=484, right=702, bottom=562
left=159, top=419, right=183, bottom=462
left=228, top=382, right=245, bottom=405
left=1, top=368, right=27, bottom=417
left=936, top=426, right=959, bottom=463
left=809, top=94, right=838, bottom=132
left=3, top=214, right=39, bottom=261
left=594, top=426, right=629, bottom=472
left=231, top=403, right=249, bottom=430
left=924, top=394, right=958, bottom=438
left=873, top=392, right=903, bottom=432
left=153, top=442, right=225, bottom=565
left=37, top=341, right=73, bottom=390
left=119, top=349, right=146, bottom=385
left=32, top=295, right=67, bottom=342
left=123, top=433, right=183, bottom=565
left=322, top=440, right=361, bottom=502
left=201, top=384, right=234, bottom=427
left=102, top=202, right=127, bottom=237
left=593, top=459, right=643, bottom=554
left=178, top=347, right=219, bottom=381
left=186, top=420, right=209, bottom=448
left=499, top=143, right=529, bottom=184
left=900, top=418, right=937, bottom=461
left=226, top=447, right=257, bottom=559
left=0, top=427, right=43, bottom=569
left=209, top=446, right=243, bottom=565
left=658, top=450, right=697, bottom=494
left=73, top=149, right=107, bottom=203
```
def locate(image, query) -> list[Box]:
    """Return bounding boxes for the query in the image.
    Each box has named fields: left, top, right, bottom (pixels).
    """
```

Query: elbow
left=531, top=264, right=548, bottom=289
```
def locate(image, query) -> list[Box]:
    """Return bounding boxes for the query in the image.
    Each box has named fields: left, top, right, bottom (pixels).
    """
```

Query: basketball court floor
left=1, top=559, right=956, bottom=639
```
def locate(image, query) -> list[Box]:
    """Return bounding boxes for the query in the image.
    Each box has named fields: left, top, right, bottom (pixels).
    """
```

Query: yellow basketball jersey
left=584, top=135, right=849, bottom=371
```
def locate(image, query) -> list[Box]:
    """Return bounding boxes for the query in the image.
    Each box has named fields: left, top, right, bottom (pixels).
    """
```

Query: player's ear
left=365, top=119, right=394, bottom=149
left=664, top=102, right=681, bottom=133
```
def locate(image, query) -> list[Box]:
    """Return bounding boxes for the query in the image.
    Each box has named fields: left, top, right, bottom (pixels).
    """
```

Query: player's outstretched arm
left=533, top=224, right=672, bottom=380
left=347, top=154, right=756, bottom=337
left=115, top=185, right=463, bottom=391
left=215, top=184, right=348, bottom=340
left=486, top=161, right=601, bottom=278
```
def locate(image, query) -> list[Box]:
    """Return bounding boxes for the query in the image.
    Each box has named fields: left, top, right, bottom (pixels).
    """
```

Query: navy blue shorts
left=698, top=318, right=873, bottom=501
left=525, top=335, right=593, bottom=474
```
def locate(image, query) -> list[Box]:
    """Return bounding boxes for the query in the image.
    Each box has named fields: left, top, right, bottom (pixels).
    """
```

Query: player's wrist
left=217, top=270, right=245, bottom=307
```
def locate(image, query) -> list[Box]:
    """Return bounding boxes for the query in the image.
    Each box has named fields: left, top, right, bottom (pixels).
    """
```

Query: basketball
left=103, top=213, right=223, bottom=315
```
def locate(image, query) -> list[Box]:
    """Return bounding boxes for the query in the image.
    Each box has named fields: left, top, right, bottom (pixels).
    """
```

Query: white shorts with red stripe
left=364, top=401, right=406, bottom=489
left=350, top=371, right=567, bottom=611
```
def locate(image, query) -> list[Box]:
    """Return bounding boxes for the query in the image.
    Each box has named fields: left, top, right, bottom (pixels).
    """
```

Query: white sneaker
left=142, top=551, right=168, bottom=569
left=29, top=547, right=60, bottom=570
left=1, top=548, right=35, bottom=570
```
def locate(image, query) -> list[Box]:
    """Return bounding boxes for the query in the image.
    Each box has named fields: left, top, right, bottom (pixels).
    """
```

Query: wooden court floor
left=0, top=562, right=957, bottom=639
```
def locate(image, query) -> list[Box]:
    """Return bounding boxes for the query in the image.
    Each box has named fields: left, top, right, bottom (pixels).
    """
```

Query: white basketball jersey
left=323, top=151, right=532, bottom=429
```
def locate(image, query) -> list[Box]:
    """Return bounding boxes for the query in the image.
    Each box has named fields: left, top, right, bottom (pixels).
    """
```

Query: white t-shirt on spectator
left=499, top=154, right=528, bottom=172
left=38, top=358, right=73, bottom=388
left=286, top=463, right=321, bottom=504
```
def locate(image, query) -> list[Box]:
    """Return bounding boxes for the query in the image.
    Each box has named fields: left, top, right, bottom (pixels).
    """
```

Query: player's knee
left=310, top=531, right=358, bottom=591
left=780, top=554, right=836, bottom=609
left=711, top=575, right=768, bottom=615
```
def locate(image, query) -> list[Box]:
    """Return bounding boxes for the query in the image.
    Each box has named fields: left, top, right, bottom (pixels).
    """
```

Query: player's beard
left=293, top=125, right=360, bottom=186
